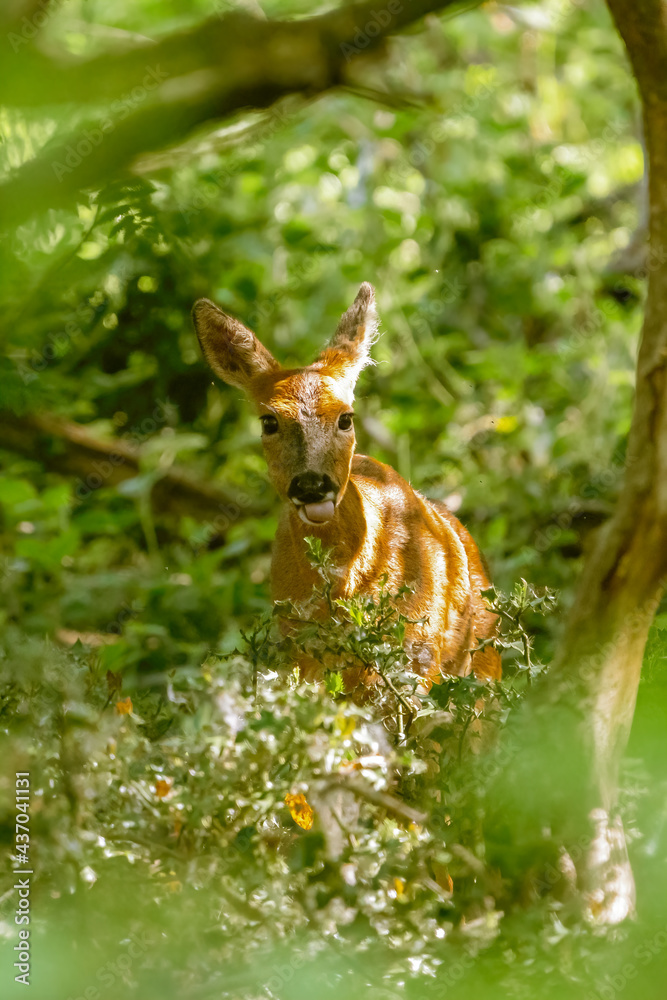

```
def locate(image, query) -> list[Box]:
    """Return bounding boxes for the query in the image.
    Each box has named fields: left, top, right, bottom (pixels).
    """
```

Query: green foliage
left=0, top=0, right=646, bottom=647
left=480, top=579, right=558, bottom=685
left=2, top=563, right=665, bottom=998
left=2, top=0, right=667, bottom=997
left=0, top=558, right=555, bottom=995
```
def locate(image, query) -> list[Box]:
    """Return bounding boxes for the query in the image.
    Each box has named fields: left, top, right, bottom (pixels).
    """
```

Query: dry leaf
left=154, top=778, right=172, bottom=799
left=285, top=792, right=314, bottom=831
left=432, top=861, right=454, bottom=894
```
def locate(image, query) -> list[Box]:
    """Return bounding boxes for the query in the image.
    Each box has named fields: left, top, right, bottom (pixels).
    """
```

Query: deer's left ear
left=317, top=282, right=379, bottom=382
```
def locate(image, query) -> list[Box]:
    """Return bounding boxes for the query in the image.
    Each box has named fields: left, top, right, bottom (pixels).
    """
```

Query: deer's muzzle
left=288, top=472, right=338, bottom=524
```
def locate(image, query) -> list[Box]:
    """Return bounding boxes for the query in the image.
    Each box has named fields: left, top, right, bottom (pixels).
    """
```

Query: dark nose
left=288, top=472, right=337, bottom=504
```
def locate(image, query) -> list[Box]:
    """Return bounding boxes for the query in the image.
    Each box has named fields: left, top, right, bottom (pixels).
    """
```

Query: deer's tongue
left=303, top=500, right=335, bottom=523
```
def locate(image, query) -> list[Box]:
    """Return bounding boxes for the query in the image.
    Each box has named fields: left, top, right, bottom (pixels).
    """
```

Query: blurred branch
left=131, top=102, right=300, bottom=174
left=0, top=0, right=47, bottom=34
left=0, top=409, right=265, bottom=525
left=2, top=1, right=473, bottom=107
left=0, top=0, right=479, bottom=227
left=326, top=774, right=428, bottom=825
left=394, top=310, right=462, bottom=402
left=562, top=183, right=641, bottom=229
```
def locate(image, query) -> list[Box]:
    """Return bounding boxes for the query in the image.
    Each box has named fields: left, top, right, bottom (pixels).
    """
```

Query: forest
left=1, top=0, right=667, bottom=997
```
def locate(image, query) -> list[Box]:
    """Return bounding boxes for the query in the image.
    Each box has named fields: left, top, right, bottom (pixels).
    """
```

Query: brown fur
left=192, top=283, right=500, bottom=688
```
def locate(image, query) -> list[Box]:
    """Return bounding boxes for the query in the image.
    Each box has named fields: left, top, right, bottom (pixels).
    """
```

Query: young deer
left=193, top=283, right=500, bottom=688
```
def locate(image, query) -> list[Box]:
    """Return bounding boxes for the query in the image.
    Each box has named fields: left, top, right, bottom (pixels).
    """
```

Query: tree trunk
left=555, top=0, right=667, bottom=814
left=497, top=0, right=667, bottom=923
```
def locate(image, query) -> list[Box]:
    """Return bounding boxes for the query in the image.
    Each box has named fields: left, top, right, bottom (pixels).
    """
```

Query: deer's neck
left=272, top=477, right=372, bottom=603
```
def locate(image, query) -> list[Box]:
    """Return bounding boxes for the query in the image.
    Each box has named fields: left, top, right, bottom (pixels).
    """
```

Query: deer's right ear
left=317, top=282, right=379, bottom=385
left=192, top=299, right=280, bottom=390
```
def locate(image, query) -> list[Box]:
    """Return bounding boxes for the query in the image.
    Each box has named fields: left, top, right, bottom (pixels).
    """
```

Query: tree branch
left=2, top=1, right=470, bottom=107
left=0, top=409, right=267, bottom=527
left=0, top=0, right=476, bottom=227
left=325, top=774, right=428, bottom=825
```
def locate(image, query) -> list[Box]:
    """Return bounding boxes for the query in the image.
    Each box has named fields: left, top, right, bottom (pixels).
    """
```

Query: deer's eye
left=338, top=412, right=354, bottom=431
left=260, top=415, right=279, bottom=436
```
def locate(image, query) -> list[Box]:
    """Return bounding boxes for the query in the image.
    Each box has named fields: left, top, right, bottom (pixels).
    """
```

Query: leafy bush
left=1, top=541, right=567, bottom=998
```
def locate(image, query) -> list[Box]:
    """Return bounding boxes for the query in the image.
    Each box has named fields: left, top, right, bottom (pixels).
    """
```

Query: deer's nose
left=288, top=472, right=337, bottom=504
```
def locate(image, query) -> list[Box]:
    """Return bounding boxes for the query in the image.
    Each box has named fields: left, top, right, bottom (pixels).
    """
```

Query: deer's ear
left=317, top=282, right=379, bottom=383
left=192, top=299, right=280, bottom=389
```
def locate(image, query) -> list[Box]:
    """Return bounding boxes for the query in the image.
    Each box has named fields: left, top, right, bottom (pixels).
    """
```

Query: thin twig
left=522, top=632, right=533, bottom=684
left=449, top=842, right=486, bottom=876
left=421, top=875, right=453, bottom=899
left=375, top=662, right=415, bottom=718
left=105, top=832, right=184, bottom=860
left=325, top=775, right=428, bottom=826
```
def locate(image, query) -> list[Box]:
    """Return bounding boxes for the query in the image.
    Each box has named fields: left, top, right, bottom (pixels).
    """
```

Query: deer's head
left=193, top=282, right=378, bottom=527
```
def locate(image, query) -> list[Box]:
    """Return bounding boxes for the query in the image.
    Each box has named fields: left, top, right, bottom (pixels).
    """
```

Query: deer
left=192, top=283, right=642, bottom=917
left=192, top=282, right=500, bottom=694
